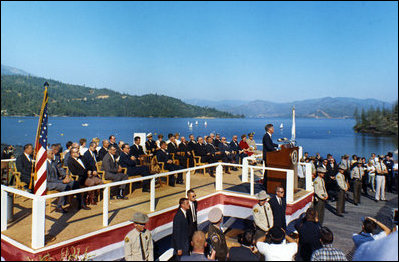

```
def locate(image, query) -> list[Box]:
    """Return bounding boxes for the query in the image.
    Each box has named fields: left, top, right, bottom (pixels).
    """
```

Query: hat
left=248, top=132, right=255, bottom=137
left=131, top=212, right=149, bottom=224
left=208, top=207, right=223, bottom=223
left=256, top=190, right=270, bottom=200
left=338, top=164, right=346, bottom=170
left=317, top=167, right=327, bottom=173
left=146, top=133, right=153, bottom=137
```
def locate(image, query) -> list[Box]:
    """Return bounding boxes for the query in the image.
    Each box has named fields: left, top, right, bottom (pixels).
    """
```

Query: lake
left=1, top=116, right=398, bottom=159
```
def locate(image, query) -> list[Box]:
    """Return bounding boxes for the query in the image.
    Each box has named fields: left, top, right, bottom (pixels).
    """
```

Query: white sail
left=280, top=123, right=283, bottom=129
left=189, top=122, right=193, bottom=127
left=195, top=121, right=198, bottom=125
left=291, top=106, right=296, bottom=141
left=204, top=121, right=207, bottom=126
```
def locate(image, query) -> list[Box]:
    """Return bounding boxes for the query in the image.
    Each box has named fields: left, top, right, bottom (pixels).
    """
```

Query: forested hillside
left=1, top=75, right=242, bottom=118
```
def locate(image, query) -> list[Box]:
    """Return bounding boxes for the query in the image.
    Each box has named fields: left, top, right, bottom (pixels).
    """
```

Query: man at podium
left=262, top=124, right=279, bottom=190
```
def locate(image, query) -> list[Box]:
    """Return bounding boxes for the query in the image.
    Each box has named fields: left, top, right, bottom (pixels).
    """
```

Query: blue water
left=1, top=116, right=397, bottom=159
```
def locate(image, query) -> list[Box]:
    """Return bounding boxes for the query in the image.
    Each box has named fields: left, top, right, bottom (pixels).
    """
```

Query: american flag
left=34, top=82, right=49, bottom=196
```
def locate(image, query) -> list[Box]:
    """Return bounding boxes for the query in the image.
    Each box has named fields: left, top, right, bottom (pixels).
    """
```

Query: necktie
left=263, top=206, right=270, bottom=229
left=191, top=202, right=196, bottom=222
left=139, top=233, right=146, bottom=261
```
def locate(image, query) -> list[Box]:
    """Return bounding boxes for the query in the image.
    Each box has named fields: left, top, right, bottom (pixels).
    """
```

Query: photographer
left=352, top=216, right=392, bottom=249
left=256, top=227, right=298, bottom=261
left=228, top=230, right=260, bottom=261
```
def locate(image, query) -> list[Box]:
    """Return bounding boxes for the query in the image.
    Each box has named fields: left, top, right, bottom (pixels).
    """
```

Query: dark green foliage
left=1, top=75, right=242, bottom=118
left=354, top=102, right=398, bottom=136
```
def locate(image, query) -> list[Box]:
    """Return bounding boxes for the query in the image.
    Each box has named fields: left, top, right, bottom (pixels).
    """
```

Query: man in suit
left=230, top=135, right=246, bottom=165
left=178, top=137, right=192, bottom=168
left=218, top=137, right=235, bottom=167
left=205, top=136, right=229, bottom=176
left=102, top=145, right=129, bottom=199
left=145, top=133, right=157, bottom=154
left=83, top=142, right=98, bottom=172
left=97, top=140, right=110, bottom=162
left=186, top=189, right=198, bottom=241
left=109, top=135, right=121, bottom=157
left=130, top=136, right=146, bottom=159
left=47, top=149, right=79, bottom=213
left=172, top=198, right=190, bottom=259
left=16, top=143, right=34, bottom=189
left=262, top=124, right=279, bottom=190
left=187, top=134, right=197, bottom=153
left=269, top=186, right=287, bottom=230
left=119, top=144, right=151, bottom=192
left=156, top=141, right=184, bottom=186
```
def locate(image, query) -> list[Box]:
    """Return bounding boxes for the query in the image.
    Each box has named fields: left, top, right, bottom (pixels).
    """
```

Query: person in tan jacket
left=124, top=212, right=153, bottom=261
left=253, top=190, right=274, bottom=239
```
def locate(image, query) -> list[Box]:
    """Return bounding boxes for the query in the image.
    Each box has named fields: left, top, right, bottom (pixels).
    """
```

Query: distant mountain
left=1, top=74, right=241, bottom=118
left=1, top=64, right=30, bottom=76
left=185, top=97, right=393, bottom=118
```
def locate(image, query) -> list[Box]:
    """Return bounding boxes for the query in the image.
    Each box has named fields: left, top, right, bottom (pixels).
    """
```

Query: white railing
left=1, top=159, right=306, bottom=250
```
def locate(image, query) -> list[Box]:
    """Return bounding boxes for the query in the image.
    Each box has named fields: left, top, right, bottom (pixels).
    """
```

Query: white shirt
left=175, top=139, right=181, bottom=146
left=80, top=146, right=88, bottom=156
left=189, top=201, right=196, bottom=222
left=24, top=153, right=32, bottom=162
left=180, top=208, right=187, bottom=218
left=74, top=157, right=86, bottom=168
left=297, top=164, right=305, bottom=178
left=256, top=240, right=298, bottom=261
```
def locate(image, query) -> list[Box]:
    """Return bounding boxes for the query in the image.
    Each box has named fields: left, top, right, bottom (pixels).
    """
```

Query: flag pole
left=32, top=82, right=49, bottom=185
left=291, top=106, right=296, bottom=143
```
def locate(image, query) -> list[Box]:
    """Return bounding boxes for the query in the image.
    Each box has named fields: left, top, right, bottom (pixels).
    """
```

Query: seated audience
left=119, top=144, right=151, bottom=192
left=130, top=136, right=146, bottom=159
left=155, top=134, right=164, bottom=149
left=97, top=139, right=110, bottom=162
left=156, top=141, right=184, bottom=186
left=101, top=145, right=129, bottom=199
left=145, top=133, right=157, bottom=154
left=47, top=149, right=79, bottom=213
left=230, top=135, right=247, bottom=164
left=79, top=138, right=88, bottom=156
left=15, top=143, right=34, bottom=189
left=239, top=134, right=254, bottom=156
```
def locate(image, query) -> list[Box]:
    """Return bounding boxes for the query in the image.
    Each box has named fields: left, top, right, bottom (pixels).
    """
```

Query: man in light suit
left=172, top=198, right=190, bottom=260
left=102, top=145, right=129, bottom=199
left=262, top=124, right=279, bottom=190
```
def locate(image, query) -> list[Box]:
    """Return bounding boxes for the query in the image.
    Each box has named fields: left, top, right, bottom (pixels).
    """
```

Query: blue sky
left=1, top=1, right=398, bottom=103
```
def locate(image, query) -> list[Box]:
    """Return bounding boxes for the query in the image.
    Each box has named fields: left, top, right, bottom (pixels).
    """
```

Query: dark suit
left=187, top=141, right=197, bottom=153
left=262, top=133, right=278, bottom=190
left=187, top=201, right=198, bottom=240
left=178, top=142, right=193, bottom=168
left=194, top=143, right=207, bottom=158
left=102, top=153, right=128, bottom=192
left=67, top=157, right=89, bottom=186
left=16, top=153, right=33, bottom=186
left=156, top=149, right=183, bottom=185
left=97, top=147, right=108, bottom=162
left=130, top=144, right=145, bottom=158
left=119, top=152, right=150, bottom=190
left=269, top=195, right=287, bottom=230
left=47, top=159, right=77, bottom=207
left=230, top=140, right=246, bottom=164
left=326, top=162, right=338, bottom=199
left=172, top=208, right=190, bottom=257
left=83, top=150, right=97, bottom=172
left=145, top=139, right=157, bottom=154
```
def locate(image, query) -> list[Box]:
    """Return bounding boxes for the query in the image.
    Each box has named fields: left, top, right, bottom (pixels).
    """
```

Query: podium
left=265, top=144, right=299, bottom=194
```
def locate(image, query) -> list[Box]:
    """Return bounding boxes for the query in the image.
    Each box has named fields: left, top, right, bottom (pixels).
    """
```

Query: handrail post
left=242, top=157, right=249, bottom=182
left=103, top=187, right=109, bottom=227
left=286, top=170, right=294, bottom=204
left=185, top=171, right=191, bottom=194
left=250, top=167, right=254, bottom=196
left=31, top=196, right=46, bottom=249
left=1, top=187, right=8, bottom=231
left=150, top=178, right=156, bottom=212
left=305, top=163, right=313, bottom=191
left=215, top=164, right=223, bottom=191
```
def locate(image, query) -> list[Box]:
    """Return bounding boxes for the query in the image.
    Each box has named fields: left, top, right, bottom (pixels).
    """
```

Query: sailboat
left=195, top=121, right=198, bottom=125
left=204, top=121, right=207, bottom=126
left=280, top=123, right=283, bottom=129
left=189, top=122, right=193, bottom=128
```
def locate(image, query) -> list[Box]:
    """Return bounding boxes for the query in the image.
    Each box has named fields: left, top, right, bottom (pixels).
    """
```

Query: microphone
left=277, top=138, right=288, bottom=142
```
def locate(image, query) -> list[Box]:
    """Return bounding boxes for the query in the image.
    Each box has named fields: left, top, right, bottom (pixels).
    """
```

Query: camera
left=205, top=238, right=214, bottom=257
